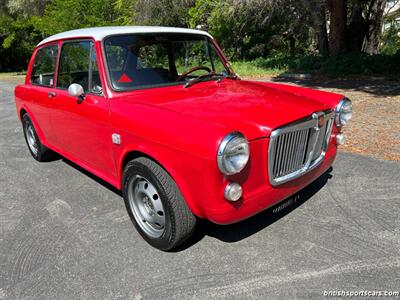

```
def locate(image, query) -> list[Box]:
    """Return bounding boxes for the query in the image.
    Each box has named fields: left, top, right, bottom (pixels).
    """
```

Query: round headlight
left=335, top=98, right=353, bottom=126
left=217, top=132, right=249, bottom=175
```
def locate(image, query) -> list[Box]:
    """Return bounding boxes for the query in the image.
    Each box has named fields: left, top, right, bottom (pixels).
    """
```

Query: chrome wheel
left=25, top=122, right=38, bottom=156
left=128, top=175, right=166, bottom=238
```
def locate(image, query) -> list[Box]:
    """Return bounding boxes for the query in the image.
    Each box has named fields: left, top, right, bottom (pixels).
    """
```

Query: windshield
left=104, top=33, right=230, bottom=91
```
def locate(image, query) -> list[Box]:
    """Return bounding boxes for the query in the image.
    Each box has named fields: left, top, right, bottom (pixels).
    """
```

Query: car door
left=26, top=43, right=59, bottom=144
left=51, top=40, right=117, bottom=179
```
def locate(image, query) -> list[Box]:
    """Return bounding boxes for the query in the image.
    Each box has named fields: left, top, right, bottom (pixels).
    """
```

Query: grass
left=231, top=52, right=400, bottom=79
left=0, top=71, right=26, bottom=77
left=0, top=72, right=26, bottom=84
left=230, top=61, right=286, bottom=78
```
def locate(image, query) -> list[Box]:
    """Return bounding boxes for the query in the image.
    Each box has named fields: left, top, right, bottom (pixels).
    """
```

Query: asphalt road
left=1, top=81, right=399, bottom=299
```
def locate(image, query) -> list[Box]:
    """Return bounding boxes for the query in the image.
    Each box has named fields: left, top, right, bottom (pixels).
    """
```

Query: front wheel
left=122, top=157, right=196, bottom=251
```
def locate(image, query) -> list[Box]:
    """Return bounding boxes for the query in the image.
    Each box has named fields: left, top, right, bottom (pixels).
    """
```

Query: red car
left=14, top=26, right=352, bottom=250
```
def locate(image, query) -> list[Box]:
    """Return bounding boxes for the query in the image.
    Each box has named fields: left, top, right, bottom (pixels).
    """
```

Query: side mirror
left=68, top=83, right=85, bottom=104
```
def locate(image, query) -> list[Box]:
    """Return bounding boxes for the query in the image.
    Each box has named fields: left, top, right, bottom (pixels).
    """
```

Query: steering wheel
left=175, top=66, right=212, bottom=82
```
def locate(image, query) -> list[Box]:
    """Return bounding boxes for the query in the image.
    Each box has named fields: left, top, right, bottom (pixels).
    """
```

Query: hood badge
left=312, top=112, right=325, bottom=130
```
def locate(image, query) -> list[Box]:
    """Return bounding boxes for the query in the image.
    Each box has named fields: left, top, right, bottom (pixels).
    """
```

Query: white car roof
left=37, top=26, right=213, bottom=46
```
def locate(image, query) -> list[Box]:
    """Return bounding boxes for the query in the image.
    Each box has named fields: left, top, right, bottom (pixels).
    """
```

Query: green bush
left=250, top=52, right=400, bottom=77
left=381, top=24, right=400, bottom=55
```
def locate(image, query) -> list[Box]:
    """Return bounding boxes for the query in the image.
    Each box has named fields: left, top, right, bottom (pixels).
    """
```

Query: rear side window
left=30, top=45, right=58, bottom=87
left=57, top=40, right=102, bottom=94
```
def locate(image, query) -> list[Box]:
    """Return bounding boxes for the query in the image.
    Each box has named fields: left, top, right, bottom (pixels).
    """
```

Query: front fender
left=116, top=136, right=208, bottom=218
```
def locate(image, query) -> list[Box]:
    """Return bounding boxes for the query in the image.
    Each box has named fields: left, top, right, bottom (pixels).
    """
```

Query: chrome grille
left=268, top=111, right=334, bottom=186
left=272, top=128, right=310, bottom=178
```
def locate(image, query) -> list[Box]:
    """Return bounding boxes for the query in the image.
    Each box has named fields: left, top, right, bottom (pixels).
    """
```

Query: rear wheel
left=22, top=114, right=56, bottom=161
left=122, top=157, right=196, bottom=251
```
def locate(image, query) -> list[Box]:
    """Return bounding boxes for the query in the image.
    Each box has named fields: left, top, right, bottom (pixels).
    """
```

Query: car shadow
left=60, top=156, right=332, bottom=252
left=174, top=167, right=333, bottom=252
left=270, top=77, right=400, bottom=97
left=62, top=158, right=122, bottom=196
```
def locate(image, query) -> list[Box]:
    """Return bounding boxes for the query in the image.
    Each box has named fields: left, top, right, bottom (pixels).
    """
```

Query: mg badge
left=317, top=115, right=324, bottom=128
left=312, top=112, right=324, bottom=130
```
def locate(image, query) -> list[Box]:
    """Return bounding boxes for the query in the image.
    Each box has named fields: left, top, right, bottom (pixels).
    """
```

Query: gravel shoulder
left=265, top=76, right=400, bottom=161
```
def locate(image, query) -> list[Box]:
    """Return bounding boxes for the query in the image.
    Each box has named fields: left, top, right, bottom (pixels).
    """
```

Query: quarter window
left=30, top=45, right=58, bottom=87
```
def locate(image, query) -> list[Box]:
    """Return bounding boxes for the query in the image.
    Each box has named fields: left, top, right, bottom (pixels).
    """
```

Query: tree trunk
left=364, top=0, right=388, bottom=54
left=347, top=2, right=368, bottom=52
left=316, top=5, right=329, bottom=56
left=289, top=35, right=296, bottom=56
left=328, top=0, right=347, bottom=56
left=299, top=0, right=329, bottom=55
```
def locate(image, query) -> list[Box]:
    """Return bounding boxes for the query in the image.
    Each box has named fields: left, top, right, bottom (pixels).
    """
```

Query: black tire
left=22, top=113, right=56, bottom=162
left=122, top=157, right=196, bottom=251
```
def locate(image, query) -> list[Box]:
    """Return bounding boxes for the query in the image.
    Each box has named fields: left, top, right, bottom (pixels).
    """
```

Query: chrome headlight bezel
left=217, top=132, right=250, bottom=175
left=335, top=98, right=353, bottom=127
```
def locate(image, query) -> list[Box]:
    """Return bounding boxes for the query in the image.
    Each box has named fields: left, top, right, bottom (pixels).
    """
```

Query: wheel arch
left=119, top=148, right=205, bottom=218
left=19, top=106, right=46, bottom=144
left=20, top=108, right=27, bottom=119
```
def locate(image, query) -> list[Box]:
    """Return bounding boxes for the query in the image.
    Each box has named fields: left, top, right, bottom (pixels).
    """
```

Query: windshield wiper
left=184, top=72, right=239, bottom=88
left=184, top=72, right=223, bottom=88
left=185, top=71, right=240, bottom=88
left=221, top=73, right=239, bottom=80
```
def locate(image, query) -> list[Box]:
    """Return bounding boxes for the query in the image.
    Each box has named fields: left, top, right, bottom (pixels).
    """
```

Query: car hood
left=130, top=79, right=343, bottom=140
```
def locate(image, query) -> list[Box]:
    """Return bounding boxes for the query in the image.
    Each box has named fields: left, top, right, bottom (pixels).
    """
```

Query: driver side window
left=57, top=40, right=102, bottom=94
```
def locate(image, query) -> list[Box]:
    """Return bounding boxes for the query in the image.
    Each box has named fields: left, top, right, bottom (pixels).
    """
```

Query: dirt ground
left=2, top=74, right=399, bottom=161
left=0, top=74, right=25, bottom=85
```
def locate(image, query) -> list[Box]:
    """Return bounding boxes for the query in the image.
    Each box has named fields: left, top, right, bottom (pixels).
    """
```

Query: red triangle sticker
left=118, top=73, right=133, bottom=83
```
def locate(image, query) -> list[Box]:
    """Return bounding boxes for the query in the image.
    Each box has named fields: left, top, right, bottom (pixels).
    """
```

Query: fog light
left=336, top=133, right=345, bottom=145
left=224, top=182, right=242, bottom=201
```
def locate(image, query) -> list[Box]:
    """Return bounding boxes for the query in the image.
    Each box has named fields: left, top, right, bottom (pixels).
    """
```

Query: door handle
left=48, top=91, right=57, bottom=98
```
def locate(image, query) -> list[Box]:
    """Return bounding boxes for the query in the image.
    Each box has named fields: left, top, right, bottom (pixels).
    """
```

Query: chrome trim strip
left=268, top=110, right=334, bottom=186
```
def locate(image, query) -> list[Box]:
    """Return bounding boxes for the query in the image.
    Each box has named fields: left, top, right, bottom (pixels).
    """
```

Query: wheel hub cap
left=128, top=176, right=166, bottom=238
left=25, top=123, right=38, bottom=155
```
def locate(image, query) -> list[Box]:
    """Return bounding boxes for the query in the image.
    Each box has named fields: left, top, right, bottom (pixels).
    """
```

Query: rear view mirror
left=68, top=83, right=85, bottom=104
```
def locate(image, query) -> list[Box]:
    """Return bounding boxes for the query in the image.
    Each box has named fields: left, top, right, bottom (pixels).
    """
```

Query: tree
left=189, top=0, right=312, bottom=60
left=298, top=0, right=390, bottom=55
left=0, top=0, right=397, bottom=72
left=6, top=0, right=50, bottom=18
left=131, top=0, right=195, bottom=27
left=328, top=0, right=347, bottom=55
left=363, top=0, right=388, bottom=54
left=32, top=0, right=122, bottom=36
left=347, top=1, right=368, bottom=52
left=299, top=0, right=329, bottom=55
left=0, top=0, right=47, bottom=71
